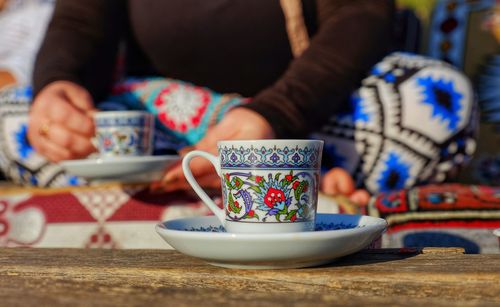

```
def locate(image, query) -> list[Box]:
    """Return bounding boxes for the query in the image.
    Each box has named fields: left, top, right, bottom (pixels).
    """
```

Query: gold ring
left=39, top=121, right=51, bottom=138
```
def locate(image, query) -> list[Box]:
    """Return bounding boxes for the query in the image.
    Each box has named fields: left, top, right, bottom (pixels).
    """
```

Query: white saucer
left=156, top=213, right=387, bottom=269
left=60, top=155, right=178, bottom=183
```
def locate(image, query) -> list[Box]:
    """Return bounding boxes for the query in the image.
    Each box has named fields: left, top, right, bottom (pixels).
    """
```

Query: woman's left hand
left=154, top=107, right=275, bottom=192
left=321, top=168, right=371, bottom=207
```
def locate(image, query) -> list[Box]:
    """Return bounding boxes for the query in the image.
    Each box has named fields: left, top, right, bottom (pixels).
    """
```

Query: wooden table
left=0, top=248, right=499, bottom=306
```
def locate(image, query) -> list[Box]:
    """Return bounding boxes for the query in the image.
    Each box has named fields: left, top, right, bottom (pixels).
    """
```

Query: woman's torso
left=126, top=0, right=316, bottom=96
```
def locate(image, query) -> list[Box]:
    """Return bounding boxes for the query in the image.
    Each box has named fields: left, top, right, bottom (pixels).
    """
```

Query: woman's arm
left=29, top=0, right=127, bottom=162
left=33, top=0, right=127, bottom=101
left=243, top=0, right=395, bottom=138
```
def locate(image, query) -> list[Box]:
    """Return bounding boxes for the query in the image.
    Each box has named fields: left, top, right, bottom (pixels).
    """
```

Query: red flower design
left=290, top=213, right=297, bottom=222
left=255, top=176, right=263, bottom=184
left=248, top=210, right=255, bottom=217
left=103, top=138, right=112, bottom=148
left=292, top=181, right=308, bottom=192
left=285, top=174, right=293, bottom=181
left=264, top=188, right=286, bottom=208
left=154, top=83, right=210, bottom=133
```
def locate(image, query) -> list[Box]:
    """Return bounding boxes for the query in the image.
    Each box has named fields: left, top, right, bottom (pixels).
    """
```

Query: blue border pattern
left=95, top=116, right=150, bottom=128
left=184, top=222, right=361, bottom=233
left=219, top=144, right=322, bottom=169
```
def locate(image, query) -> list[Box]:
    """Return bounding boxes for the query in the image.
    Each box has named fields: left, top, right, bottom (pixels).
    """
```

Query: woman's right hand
left=321, top=168, right=371, bottom=207
left=28, top=81, right=97, bottom=162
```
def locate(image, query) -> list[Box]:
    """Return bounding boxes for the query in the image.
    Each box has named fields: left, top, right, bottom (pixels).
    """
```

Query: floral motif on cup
left=96, top=128, right=151, bottom=156
left=219, top=145, right=322, bottom=169
left=222, top=170, right=317, bottom=223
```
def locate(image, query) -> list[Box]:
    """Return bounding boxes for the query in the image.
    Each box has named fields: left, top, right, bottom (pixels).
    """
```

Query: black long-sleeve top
left=33, top=0, right=394, bottom=137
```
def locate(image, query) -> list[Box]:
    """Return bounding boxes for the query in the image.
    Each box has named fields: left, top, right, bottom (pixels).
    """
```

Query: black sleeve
left=33, top=0, right=127, bottom=102
left=243, top=0, right=395, bottom=138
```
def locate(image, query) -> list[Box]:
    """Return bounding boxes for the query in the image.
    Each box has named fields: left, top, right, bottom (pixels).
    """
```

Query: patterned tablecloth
left=369, top=184, right=500, bottom=253
left=0, top=182, right=499, bottom=253
left=0, top=183, right=211, bottom=248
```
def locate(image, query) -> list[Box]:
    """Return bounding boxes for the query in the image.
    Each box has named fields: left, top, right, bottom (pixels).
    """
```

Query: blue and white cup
left=93, top=111, right=154, bottom=158
left=182, top=140, right=324, bottom=233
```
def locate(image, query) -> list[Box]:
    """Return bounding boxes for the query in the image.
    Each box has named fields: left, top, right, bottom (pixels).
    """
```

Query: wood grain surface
left=0, top=248, right=499, bottom=306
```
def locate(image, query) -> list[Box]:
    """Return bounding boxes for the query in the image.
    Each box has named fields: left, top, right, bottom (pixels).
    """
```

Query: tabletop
left=0, top=248, right=499, bottom=307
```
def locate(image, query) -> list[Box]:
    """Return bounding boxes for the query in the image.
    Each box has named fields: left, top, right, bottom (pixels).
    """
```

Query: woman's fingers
left=321, top=167, right=356, bottom=196
left=35, top=137, right=72, bottom=162
left=46, top=96, right=94, bottom=137
left=29, top=103, right=95, bottom=160
left=162, top=154, right=218, bottom=185
left=349, top=189, right=371, bottom=207
left=60, top=81, right=95, bottom=112
left=321, top=167, right=371, bottom=206
left=47, top=122, right=96, bottom=157
left=28, top=119, right=95, bottom=162
left=28, top=81, right=97, bottom=161
left=162, top=132, right=221, bottom=184
left=157, top=173, right=221, bottom=192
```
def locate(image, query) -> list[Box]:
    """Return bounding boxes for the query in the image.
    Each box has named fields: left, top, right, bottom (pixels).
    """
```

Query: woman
left=25, top=0, right=394, bottom=204
left=6, top=0, right=476, bottom=205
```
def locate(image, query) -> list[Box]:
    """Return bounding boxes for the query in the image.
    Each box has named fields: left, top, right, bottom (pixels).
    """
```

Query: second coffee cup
left=93, top=111, right=154, bottom=158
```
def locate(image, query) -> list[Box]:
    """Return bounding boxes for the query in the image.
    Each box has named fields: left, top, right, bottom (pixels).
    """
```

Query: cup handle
left=182, top=150, right=225, bottom=224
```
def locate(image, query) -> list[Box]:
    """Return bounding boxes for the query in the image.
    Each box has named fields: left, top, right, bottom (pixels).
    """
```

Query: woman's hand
left=28, top=81, right=97, bottom=162
left=321, top=168, right=371, bottom=207
left=156, top=107, right=275, bottom=192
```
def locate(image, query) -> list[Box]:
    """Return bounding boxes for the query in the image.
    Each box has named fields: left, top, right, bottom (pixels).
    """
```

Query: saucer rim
left=60, top=154, right=178, bottom=166
left=156, top=213, right=387, bottom=240
left=58, top=154, right=179, bottom=181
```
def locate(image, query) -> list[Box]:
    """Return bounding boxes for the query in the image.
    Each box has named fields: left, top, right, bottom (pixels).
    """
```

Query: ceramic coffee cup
left=182, top=140, right=324, bottom=233
left=93, top=111, right=154, bottom=158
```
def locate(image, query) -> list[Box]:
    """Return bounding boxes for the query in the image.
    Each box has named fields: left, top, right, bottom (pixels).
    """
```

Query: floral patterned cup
left=182, top=140, right=324, bottom=233
left=93, top=111, right=154, bottom=158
